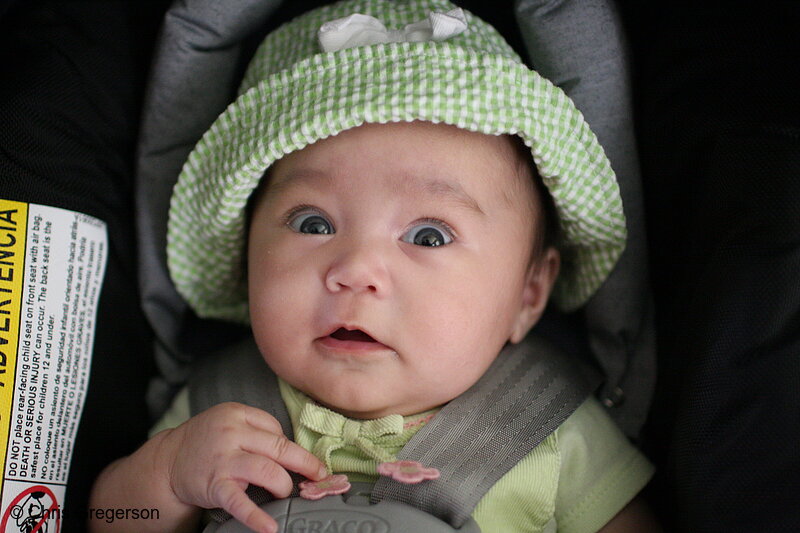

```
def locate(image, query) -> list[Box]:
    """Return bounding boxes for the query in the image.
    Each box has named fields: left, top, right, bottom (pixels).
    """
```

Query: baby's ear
left=509, top=247, right=560, bottom=344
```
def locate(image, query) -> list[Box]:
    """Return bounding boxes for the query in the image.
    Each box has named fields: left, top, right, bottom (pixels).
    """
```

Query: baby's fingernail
left=318, top=465, right=328, bottom=478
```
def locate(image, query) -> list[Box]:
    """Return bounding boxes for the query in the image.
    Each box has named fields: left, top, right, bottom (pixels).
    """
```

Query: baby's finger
left=243, top=431, right=327, bottom=481
left=229, top=451, right=296, bottom=499
left=214, top=479, right=279, bottom=533
left=240, top=404, right=286, bottom=436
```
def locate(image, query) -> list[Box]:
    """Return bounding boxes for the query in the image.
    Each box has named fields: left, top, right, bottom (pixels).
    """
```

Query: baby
left=90, top=1, right=657, bottom=532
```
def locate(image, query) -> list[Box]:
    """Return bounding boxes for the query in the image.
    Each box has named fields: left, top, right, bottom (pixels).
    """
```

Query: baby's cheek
left=249, top=271, right=312, bottom=348
left=407, top=293, right=489, bottom=361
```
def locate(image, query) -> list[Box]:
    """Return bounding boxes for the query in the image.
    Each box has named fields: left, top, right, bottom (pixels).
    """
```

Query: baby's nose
left=324, top=241, right=391, bottom=296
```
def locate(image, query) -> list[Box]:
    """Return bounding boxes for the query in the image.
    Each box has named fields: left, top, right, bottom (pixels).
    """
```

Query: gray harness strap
left=189, top=334, right=594, bottom=528
left=189, top=339, right=302, bottom=522
left=372, top=335, right=591, bottom=527
left=190, top=339, right=293, bottom=437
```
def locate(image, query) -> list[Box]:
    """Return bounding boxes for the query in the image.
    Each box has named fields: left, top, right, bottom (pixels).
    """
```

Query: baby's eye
left=401, top=220, right=454, bottom=247
left=287, top=211, right=335, bottom=235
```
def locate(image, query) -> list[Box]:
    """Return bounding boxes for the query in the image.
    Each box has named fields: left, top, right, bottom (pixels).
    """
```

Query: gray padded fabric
left=515, top=0, right=656, bottom=437
left=136, top=0, right=284, bottom=415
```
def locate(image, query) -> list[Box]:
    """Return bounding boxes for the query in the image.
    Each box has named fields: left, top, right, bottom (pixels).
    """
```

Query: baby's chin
left=309, top=391, right=409, bottom=420
left=302, top=385, right=439, bottom=420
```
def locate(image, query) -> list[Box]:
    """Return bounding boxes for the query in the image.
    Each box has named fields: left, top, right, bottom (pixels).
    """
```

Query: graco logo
left=285, top=510, right=391, bottom=533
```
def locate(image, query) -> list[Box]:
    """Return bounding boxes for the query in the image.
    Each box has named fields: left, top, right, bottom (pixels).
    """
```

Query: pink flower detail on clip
left=377, top=460, right=441, bottom=484
left=298, top=474, right=351, bottom=500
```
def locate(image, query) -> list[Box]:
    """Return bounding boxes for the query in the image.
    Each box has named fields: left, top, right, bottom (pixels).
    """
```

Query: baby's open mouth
left=329, top=327, right=377, bottom=343
left=317, top=326, right=393, bottom=354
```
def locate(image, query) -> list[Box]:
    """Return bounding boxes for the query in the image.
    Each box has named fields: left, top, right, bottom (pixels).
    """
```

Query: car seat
left=141, top=3, right=800, bottom=532
left=134, top=0, right=656, bottom=530
left=136, top=0, right=656, bottom=440
left=620, top=3, right=800, bottom=531
left=0, top=2, right=167, bottom=530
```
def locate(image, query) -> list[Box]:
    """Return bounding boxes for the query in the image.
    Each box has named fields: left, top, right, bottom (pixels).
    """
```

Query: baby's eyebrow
left=265, top=168, right=331, bottom=197
left=269, top=168, right=485, bottom=216
left=406, top=176, right=485, bottom=217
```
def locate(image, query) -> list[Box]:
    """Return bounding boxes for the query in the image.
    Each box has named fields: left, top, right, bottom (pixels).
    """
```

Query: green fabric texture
left=167, top=0, right=627, bottom=322
left=281, top=380, right=438, bottom=480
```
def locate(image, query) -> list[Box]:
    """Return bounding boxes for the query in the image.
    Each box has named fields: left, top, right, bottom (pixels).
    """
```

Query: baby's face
left=248, top=121, right=558, bottom=418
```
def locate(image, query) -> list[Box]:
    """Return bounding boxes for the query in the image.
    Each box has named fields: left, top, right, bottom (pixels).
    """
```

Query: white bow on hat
left=318, top=8, right=468, bottom=52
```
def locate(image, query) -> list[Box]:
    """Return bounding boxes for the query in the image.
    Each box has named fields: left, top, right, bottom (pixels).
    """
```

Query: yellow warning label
left=0, top=199, right=28, bottom=496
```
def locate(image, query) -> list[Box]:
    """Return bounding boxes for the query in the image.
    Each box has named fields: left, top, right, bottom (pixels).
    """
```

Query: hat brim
left=168, top=40, right=626, bottom=323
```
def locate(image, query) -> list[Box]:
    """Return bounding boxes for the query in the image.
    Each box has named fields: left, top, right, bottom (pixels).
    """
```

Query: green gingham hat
left=167, top=0, right=627, bottom=323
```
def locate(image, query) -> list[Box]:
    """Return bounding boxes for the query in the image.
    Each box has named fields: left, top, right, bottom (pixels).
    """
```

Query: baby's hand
left=158, top=402, right=327, bottom=533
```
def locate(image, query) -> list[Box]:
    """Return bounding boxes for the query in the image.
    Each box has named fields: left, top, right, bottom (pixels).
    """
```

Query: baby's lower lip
left=316, top=335, right=392, bottom=353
